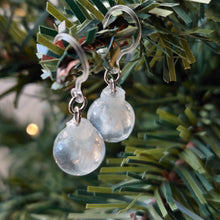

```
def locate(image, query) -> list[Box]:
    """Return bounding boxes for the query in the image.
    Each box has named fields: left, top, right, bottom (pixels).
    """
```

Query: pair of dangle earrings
left=53, top=5, right=142, bottom=176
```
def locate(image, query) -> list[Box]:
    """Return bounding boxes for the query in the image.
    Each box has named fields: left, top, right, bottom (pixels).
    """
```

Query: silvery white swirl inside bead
left=87, top=86, right=135, bottom=142
left=53, top=118, right=105, bottom=176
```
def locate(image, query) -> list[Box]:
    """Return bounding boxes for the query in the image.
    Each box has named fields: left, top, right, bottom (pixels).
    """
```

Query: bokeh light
left=26, top=123, right=39, bottom=136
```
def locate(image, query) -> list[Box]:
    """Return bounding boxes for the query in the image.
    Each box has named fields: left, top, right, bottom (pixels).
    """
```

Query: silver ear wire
left=54, top=33, right=89, bottom=123
left=54, top=33, right=89, bottom=93
left=102, top=5, right=142, bottom=67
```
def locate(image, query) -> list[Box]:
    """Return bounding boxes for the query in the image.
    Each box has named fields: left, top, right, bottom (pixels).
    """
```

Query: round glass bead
left=87, top=86, right=135, bottom=142
left=53, top=118, right=105, bottom=176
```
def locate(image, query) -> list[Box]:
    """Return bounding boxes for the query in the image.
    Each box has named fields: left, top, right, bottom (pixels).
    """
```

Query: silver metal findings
left=54, top=33, right=89, bottom=92
left=102, top=5, right=142, bottom=93
left=54, top=33, right=89, bottom=123
left=102, top=5, right=142, bottom=68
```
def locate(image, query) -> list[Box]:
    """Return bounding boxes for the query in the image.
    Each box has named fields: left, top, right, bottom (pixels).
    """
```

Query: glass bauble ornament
left=87, top=86, right=135, bottom=142
left=53, top=118, right=105, bottom=176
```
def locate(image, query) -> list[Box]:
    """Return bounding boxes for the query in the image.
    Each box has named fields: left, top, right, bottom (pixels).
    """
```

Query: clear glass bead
left=87, top=86, right=135, bottom=142
left=53, top=118, right=105, bottom=176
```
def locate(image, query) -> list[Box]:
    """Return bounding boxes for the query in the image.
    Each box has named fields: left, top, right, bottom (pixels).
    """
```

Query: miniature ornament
left=87, top=85, right=135, bottom=142
left=52, top=33, right=105, bottom=176
left=87, top=5, right=142, bottom=143
left=53, top=117, right=105, bottom=176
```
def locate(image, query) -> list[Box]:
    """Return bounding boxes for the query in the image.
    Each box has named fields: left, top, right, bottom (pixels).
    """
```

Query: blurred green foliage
left=0, top=0, right=220, bottom=219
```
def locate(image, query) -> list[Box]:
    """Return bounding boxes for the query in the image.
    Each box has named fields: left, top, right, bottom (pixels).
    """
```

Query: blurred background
left=0, top=0, right=220, bottom=219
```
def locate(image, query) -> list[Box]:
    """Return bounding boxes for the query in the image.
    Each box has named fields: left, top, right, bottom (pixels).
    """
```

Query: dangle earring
left=53, top=33, right=105, bottom=176
left=87, top=5, right=142, bottom=143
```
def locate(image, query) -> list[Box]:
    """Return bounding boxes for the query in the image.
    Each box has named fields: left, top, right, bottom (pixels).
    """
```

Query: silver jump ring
left=68, top=96, right=87, bottom=116
left=104, top=69, right=121, bottom=94
left=104, top=69, right=121, bottom=85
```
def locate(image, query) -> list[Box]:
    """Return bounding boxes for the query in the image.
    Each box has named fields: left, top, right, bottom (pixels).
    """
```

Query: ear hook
left=54, top=33, right=89, bottom=93
left=102, top=5, right=142, bottom=68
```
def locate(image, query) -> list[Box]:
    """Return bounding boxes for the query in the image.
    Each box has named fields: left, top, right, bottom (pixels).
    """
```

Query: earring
left=53, top=33, right=105, bottom=176
left=87, top=5, right=142, bottom=143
